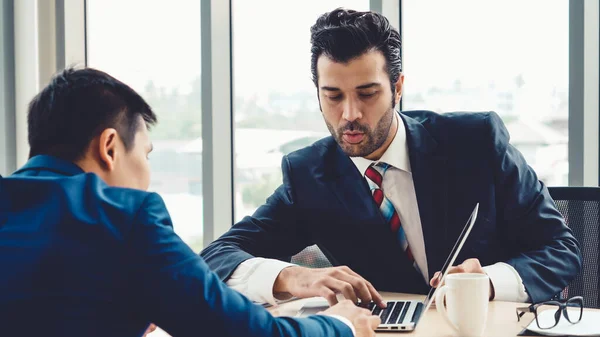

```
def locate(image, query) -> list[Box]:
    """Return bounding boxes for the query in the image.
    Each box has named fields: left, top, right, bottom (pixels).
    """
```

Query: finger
left=320, top=287, right=339, bottom=307
left=364, top=281, right=386, bottom=308
left=333, top=273, right=374, bottom=306
left=429, top=271, right=440, bottom=287
left=325, top=278, right=358, bottom=304
left=143, top=324, right=157, bottom=336
left=338, top=268, right=386, bottom=308
left=431, top=264, right=468, bottom=288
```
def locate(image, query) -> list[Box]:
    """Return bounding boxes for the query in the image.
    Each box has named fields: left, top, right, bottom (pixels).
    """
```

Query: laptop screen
left=420, top=203, right=479, bottom=311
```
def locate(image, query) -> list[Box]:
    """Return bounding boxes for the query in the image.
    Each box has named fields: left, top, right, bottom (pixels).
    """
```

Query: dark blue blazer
left=201, top=111, right=582, bottom=303
left=0, top=156, right=352, bottom=337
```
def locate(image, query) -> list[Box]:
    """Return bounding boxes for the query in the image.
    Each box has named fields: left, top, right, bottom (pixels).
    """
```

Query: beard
left=325, top=105, right=396, bottom=157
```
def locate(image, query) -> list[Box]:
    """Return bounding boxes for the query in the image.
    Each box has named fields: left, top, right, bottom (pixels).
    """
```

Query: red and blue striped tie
left=365, top=163, right=422, bottom=277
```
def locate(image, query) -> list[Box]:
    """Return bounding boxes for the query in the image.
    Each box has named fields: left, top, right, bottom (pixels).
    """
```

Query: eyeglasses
left=516, top=296, right=584, bottom=330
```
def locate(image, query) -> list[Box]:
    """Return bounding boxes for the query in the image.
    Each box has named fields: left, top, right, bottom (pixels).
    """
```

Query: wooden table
left=267, top=292, right=595, bottom=336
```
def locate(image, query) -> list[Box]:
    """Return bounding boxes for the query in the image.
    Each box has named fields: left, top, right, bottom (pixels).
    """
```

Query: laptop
left=297, top=203, right=480, bottom=332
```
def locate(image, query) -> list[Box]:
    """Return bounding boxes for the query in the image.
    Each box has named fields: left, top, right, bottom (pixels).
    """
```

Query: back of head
left=27, top=67, right=157, bottom=162
left=310, top=8, right=402, bottom=90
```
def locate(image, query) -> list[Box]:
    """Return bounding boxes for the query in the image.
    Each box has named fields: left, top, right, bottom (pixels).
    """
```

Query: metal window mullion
left=14, top=0, right=39, bottom=167
left=583, top=0, right=599, bottom=187
left=201, top=0, right=234, bottom=247
left=0, top=0, right=16, bottom=176
left=569, top=0, right=600, bottom=187
left=60, top=0, right=85, bottom=68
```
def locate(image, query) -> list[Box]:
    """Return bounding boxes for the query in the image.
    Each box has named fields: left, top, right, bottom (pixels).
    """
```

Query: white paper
left=526, top=309, right=600, bottom=336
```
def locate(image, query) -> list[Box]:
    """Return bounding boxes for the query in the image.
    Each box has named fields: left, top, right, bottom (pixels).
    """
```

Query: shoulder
left=68, top=175, right=172, bottom=236
left=1, top=172, right=167, bottom=242
left=403, top=110, right=505, bottom=132
left=79, top=175, right=168, bottom=225
left=283, top=136, right=339, bottom=171
left=403, top=110, right=510, bottom=153
left=29, top=173, right=162, bottom=231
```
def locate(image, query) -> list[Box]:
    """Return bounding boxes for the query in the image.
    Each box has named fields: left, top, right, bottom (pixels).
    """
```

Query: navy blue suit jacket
left=201, top=111, right=582, bottom=303
left=0, top=156, right=352, bottom=337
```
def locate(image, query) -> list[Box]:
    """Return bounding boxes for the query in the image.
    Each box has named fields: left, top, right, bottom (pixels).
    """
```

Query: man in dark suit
left=200, top=8, right=582, bottom=307
left=0, top=68, right=381, bottom=337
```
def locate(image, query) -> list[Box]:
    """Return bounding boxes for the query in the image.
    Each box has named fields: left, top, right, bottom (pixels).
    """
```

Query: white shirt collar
left=350, top=113, right=411, bottom=176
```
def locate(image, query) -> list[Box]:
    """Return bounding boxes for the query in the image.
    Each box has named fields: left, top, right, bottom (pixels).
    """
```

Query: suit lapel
left=326, top=142, right=385, bottom=225
left=402, top=114, right=449, bottom=280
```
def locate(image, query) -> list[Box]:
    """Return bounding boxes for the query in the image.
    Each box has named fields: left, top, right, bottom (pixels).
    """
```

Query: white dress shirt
left=227, top=115, right=530, bottom=314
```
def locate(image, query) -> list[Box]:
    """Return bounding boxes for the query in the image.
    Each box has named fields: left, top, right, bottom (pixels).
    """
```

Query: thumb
left=430, top=272, right=441, bottom=287
left=368, top=315, right=381, bottom=329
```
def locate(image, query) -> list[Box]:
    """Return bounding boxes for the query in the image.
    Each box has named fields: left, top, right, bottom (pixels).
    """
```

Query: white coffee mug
left=435, top=273, right=490, bottom=337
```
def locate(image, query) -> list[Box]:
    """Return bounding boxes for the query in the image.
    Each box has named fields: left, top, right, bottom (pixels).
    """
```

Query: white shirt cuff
left=321, top=314, right=356, bottom=336
left=226, top=257, right=295, bottom=306
left=483, top=262, right=530, bottom=303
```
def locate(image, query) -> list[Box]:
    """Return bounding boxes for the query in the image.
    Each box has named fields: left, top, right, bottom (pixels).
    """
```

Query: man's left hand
left=429, top=258, right=495, bottom=300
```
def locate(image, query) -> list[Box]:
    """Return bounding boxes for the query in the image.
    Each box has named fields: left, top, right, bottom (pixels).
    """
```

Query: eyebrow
left=356, top=82, right=381, bottom=89
left=320, top=82, right=382, bottom=91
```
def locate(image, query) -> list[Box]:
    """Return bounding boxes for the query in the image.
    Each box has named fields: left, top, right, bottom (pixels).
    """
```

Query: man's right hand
left=273, top=265, right=386, bottom=307
left=321, top=300, right=381, bottom=337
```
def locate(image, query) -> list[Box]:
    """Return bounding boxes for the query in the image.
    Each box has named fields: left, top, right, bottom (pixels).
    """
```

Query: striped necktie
left=364, top=162, right=422, bottom=276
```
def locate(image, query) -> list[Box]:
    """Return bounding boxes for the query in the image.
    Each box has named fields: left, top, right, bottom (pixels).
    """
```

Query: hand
left=142, top=324, right=157, bottom=336
left=429, top=258, right=495, bottom=300
left=274, top=265, right=386, bottom=308
left=320, top=299, right=381, bottom=337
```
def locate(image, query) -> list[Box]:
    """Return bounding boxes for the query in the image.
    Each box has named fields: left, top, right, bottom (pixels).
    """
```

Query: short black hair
left=27, top=67, right=157, bottom=161
left=310, top=8, right=402, bottom=94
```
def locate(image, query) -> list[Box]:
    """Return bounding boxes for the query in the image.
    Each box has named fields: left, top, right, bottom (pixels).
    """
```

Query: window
left=232, top=0, right=370, bottom=220
left=402, top=0, right=569, bottom=186
left=87, top=0, right=204, bottom=251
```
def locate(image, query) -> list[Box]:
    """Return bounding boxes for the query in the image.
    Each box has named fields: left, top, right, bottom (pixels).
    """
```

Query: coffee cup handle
left=436, top=285, right=459, bottom=333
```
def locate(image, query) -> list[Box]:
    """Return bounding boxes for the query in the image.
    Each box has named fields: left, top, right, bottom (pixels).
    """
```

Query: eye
left=359, top=91, right=377, bottom=98
left=327, top=95, right=342, bottom=101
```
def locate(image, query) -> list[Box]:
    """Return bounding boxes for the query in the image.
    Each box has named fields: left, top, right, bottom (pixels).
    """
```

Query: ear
left=394, top=73, right=405, bottom=106
left=97, top=128, right=120, bottom=171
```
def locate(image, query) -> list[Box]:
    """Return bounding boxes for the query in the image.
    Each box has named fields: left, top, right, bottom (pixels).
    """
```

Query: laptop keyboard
left=362, top=301, right=410, bottom=325
left=389, top=302, right=407, bottom=324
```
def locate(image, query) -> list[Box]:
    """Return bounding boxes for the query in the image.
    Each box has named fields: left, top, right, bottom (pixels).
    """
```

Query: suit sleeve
left=126, top=192, right=351, bottom=337
left=487, top=112, right=582, bottom=303
left=200, top=155, right=313, bottom=281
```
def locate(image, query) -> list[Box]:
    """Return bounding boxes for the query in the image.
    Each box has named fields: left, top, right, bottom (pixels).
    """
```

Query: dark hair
left=27, top=67, right=157, bottom=161
left=310, top=8, right=402, bottom=95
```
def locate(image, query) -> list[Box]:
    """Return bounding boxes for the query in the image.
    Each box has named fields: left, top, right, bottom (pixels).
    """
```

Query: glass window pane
left=87, top=0, right=203, bottom=251
left=233, top=1, right=370, bottom=221
left=403, top=0, right=569, bottom=186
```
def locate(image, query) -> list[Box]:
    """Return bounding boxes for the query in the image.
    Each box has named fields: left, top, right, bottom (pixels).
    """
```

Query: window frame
left=4, top=0, right=598, bottom=235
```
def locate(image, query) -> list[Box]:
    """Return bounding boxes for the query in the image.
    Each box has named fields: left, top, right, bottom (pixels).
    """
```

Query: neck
left=364, top=112, right=398, bottom=161
left=75, top=154, right=107, bottom=180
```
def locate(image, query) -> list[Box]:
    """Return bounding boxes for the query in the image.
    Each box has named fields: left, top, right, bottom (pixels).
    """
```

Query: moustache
left=339, top=121, right=369, bottom=134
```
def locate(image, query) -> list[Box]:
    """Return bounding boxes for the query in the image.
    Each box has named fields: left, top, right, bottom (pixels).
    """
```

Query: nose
left=342, top=97, right=362, bottom=122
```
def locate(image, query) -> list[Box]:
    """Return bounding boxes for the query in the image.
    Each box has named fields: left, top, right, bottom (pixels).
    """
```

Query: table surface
left=267, top=292, right=600, bottom=336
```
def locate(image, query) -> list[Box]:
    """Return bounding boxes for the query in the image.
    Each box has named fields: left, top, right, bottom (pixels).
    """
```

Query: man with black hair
left=201, top=8, right=581, bottom=308
left=0, top=68, right=380, bottom=337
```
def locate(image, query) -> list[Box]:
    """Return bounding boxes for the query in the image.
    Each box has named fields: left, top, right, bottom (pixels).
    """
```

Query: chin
left=341, top=144, right=366, bottom=157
